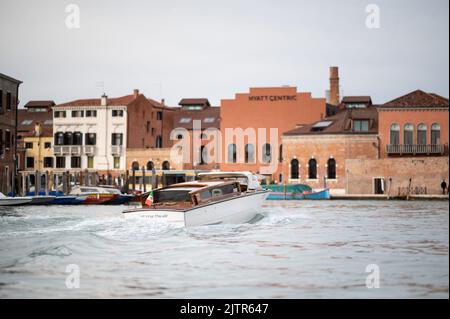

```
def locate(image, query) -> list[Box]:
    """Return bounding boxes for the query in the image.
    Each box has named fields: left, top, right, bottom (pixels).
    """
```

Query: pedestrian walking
left=441, top=180, right=447, bottom=195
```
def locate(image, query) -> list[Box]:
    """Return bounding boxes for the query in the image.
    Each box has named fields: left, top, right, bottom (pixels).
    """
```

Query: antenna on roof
left=95, top=81, right=105, bottom=96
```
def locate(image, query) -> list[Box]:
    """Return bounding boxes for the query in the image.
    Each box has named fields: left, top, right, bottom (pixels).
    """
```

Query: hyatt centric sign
left=248, top=95, right=297, bottom=102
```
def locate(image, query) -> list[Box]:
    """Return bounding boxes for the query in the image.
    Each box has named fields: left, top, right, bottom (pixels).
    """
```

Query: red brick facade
left=377, top=90, right=449, bottom=158
left=0, top=73, right=21, bottom=194
left=281, top=90, right=449, bottom=194
left=220, top=87, right=326, bottom=179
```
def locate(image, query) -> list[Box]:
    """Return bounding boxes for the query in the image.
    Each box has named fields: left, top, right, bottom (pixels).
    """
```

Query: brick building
left=172, top=98, right=220, bottom=171
left=282, top=104, right=379, bottom=194
left=0, top=73, right=22, bottom=195
left=378, top=90, right=448, bottom=158
left=219, top=86, right=326, bottom=182
left=347, top=90, right=449, bottom=195
left=282, top=89, right=449, bottom=195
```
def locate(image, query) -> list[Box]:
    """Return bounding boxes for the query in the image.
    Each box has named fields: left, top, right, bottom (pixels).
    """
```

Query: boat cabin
left=197, top=172, right=262, bottom=192
left=150, top=180, right=242, bottom=210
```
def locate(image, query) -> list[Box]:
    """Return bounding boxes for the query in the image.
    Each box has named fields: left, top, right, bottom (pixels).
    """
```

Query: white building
left=52, top=94, right=128, bottom=175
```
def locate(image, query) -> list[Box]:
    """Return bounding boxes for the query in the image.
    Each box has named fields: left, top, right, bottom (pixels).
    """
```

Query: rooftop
left=24, top=100, right=55, bottom=108
left=173, top=106, right=220, bottom=130
left=0, top=72, right=22, bottom=84
left=55, top=94, right=138, bottom=107
left=284, top=107, right=378, bottom=136
left=179, top=98, right=211, bottom=107
left=380, top=90, right=448, bottom=108
left=341, top=96, right=372, bottom=104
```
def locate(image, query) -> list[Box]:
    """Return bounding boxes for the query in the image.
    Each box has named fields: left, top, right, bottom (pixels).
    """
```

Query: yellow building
left=22, top=124, right=54, bottom=171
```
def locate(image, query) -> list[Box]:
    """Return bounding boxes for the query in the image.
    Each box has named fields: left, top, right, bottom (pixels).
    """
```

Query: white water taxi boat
left=122, top=177, right=269, bottom=227
left=0, top=192, right=32, bottom=206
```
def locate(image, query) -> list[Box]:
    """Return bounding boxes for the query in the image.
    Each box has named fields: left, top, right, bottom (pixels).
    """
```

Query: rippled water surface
left=0, top=200, right=448, bottom=298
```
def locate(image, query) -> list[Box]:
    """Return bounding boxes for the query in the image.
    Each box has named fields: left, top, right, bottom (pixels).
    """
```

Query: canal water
left=0, top=200, right=448, bottom=298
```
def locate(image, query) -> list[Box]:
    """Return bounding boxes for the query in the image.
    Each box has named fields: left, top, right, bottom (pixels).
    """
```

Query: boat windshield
left=154, top=189, right=192, bottom=203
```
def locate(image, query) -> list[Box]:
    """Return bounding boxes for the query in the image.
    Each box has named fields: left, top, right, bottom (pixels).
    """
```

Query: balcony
left=54, top=145, right=82, bottom=155
left=84, top=145, right=96, bottom=155
left=386, top=144, right=445, bottom=155
left=71, top=146, right=82, bottom=155
left=111, top=145, right=123, bottom=156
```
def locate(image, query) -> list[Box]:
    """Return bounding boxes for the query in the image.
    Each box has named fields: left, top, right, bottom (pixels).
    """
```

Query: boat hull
left=80, top=194, right=117, bottom=205
left=50, top=196, right=85, bottom=205
left=104, top=194, right=134, bottom=205
left=0, top=197, right=32, bottom=206
left=28, top=196, right=56, bottom=205
left=122, top=191, right=269, bottom=227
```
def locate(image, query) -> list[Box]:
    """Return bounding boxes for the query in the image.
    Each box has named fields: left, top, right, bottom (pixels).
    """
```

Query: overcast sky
left=1, top=0, right=448, bottom=107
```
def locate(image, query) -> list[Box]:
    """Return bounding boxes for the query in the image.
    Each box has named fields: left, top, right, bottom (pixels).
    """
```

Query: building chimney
left=101, top=93, right=108, bottom=106
left=133, top=89, right=139, bottom=98
left=34, top=122, right=41, bottom=137
left=329, top=66, right=340, bottom=106
left=161, top=98, right=165, bottom=106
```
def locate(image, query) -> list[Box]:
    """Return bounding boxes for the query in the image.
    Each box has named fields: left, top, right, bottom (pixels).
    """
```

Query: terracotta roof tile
left=24, top=100, right=55, bottom=108
left=55, top=94, right=137, bottom=107
left=17, top=109, right=53, bottom=135
left=173, top=107, right=220, bottom=130
left=284, top=107, right=378, bottom=136
left=341, top=96, right=372, bottom=104
left=179, top=98, right=210, bottom=107
left=381, top=90, right=448, bottom=108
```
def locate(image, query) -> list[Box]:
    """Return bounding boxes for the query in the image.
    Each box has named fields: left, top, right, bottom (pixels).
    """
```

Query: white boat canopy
left=197, top=171, right=262, bottom=190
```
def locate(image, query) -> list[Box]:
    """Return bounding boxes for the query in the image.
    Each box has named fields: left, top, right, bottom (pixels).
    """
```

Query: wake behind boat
left=122, top=172, right=269, bottom=227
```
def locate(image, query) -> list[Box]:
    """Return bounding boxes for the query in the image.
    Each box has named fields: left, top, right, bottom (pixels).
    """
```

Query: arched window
left=390, top=123, right=400, bottom=145
left=290, top=159, right=299, bottom=179
left=131, top=161, right=139, bottom=171
left=54, top=132, right=64, bottom=146
left=162, top=161, right=170, bottom=170
left=417, top=123, right=427, bottom=145
left=73, top=132, right=83, bottom=145
left=228, top=144, right=237, bottom=163
left=327, top=158, right=336, bottom=179
left=146, top=161, right=154, bottom=170
left=308, top=159, right=317, bottom=179
left=262, top=143, right=272, bottom=163
left=63, top=132, right=73, bottom=145
left=244, top=144, right=255, bottom=163
left=279, top=144, right=283, bottom=162
left=199, top=145, right=207, bottom=165
left=431, top=123, right=441, bottom=145
left=404, top=124, right=414, bottom=145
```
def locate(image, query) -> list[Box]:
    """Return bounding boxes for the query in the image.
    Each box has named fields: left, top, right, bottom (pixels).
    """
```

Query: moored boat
left=98, top=186, right=135, bottom=205
left=302, top=188, right=330, bottom=200
left=27, top=196, right=56, bottom=205
left=265, top=184, right=330, bottom=200
left=122, top=175, right=269, bottom=227
left=69, top=186, right=117, bottom=205
left=50, top=195, right=86, bottom=205
left=0, top=193, right=32, bottom=206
